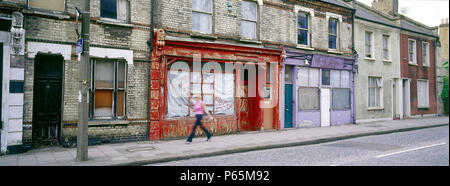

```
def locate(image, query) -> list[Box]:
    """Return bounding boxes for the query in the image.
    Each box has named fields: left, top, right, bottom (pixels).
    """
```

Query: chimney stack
left=372, top=0, right=398, bottom=16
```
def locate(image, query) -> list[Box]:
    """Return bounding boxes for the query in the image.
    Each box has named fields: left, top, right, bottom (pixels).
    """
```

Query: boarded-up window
left=90, top=59, right=127, bottom=119
left=298, top=87, right=319, bottom=110
left=417, top=80, right=429, bottom=108
left=332, top=88, right=350, bottom=110
left=29, top=0, right=65, bottom=12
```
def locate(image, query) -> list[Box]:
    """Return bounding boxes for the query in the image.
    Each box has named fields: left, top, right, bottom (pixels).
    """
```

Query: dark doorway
left=32, top=54, right=63, bottom=147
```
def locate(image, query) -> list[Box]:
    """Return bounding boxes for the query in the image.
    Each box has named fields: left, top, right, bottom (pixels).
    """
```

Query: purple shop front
left=281, top=51, right=356, bottom=129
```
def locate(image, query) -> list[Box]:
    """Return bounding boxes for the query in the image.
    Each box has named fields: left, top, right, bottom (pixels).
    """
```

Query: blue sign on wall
left=76, top=39, right=83, bottom=55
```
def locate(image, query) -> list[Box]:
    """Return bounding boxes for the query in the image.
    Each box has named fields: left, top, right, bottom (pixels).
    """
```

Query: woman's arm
left=202, top=102, right=214, bottom=120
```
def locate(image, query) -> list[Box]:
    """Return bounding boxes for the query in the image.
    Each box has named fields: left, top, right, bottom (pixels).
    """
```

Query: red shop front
left=149, top=29, right=283, bottom=140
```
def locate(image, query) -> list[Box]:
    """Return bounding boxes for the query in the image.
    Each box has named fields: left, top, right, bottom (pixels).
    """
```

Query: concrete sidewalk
left=0, top=116, right=448, bottom=166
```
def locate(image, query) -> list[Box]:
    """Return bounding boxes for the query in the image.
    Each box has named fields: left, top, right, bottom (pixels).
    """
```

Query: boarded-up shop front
left=149, top=29, right=283, bottom=140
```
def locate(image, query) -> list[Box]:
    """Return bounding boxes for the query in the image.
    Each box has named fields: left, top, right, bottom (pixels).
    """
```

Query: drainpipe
left=146, top=0, right=155, bottom=140
left=351, top=0, right=357, bottom=124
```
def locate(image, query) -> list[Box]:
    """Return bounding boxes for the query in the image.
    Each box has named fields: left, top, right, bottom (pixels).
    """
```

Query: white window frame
left=240, top=0, right=261, bottom=40
left=382, top=34, right=391, bottom=61
left=326, top=12, right=342, bottom=52
left=192, top=0, right=214, bottom=34
left=368, top=76, right=383, bottom=109
left=408, top=39, right=417, bottom=65
left=417, top=79, right=429, bottom=108
left=422, top=42, right=430, bottom=67
left=364, top=31, right=374, bottom=59
left=294, top=5, right=314, bottom=49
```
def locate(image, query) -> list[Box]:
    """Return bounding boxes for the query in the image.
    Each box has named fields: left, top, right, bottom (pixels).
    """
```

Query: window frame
left=364, top=31, right=374, bottom=59
left=100, top=0, right=129, bottom=23
left=368, top=76, right=383, bottom=109
left=417, top=79, right=429, bottom=108
left=240, top=0, right=259, bottom=40
left=297, top=12, right=310, bottom=47
left=166, top=60, right=236, bottom=118
left=191, top=0, right=214, bottom=34
left=382, top=34, right=390, bottom=61
left=297, top=67, right=320, bottom=111
left=408, top=39, right=417, bottom=65
left=89, top=58, right=127, bottom=120
left=422, top=42, right=430, bottom=67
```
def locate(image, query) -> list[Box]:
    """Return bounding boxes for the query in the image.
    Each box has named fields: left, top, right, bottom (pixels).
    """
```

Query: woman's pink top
left=194, top=100, right=204, bottom=115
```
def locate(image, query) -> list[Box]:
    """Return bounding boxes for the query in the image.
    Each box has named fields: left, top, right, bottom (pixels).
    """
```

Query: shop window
left=368, top=77, right=382, bottom=108
left=90, top=59, right=127, bottom=119
left=241, top=1, right=258, bottom=40
left=101, top=0, right=129, bottom=22
left=417, top=79, right=429, bottom=108
left=331, top=70, right=350, bottom=110
left=298, top=87, right=319, bottom=110
left=29, top=0, right=65, bottom=12
left=297, top=67, right=319, bottom=111
left=167, top=61, right=235, bottom=117
left=192, top=0, right=213, bottom=34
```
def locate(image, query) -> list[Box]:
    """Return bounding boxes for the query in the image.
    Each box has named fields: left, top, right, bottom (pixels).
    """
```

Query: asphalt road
left=146, top=126, right=449, bottom=166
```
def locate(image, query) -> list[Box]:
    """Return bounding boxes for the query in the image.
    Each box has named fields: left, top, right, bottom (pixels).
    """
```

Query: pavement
left=0, top=116, right=448, bottom=166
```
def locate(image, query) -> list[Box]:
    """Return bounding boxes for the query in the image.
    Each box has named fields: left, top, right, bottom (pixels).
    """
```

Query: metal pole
left=76, top=0, right=90, bottom=162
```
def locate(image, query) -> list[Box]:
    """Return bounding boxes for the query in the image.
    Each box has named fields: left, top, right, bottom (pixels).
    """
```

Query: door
left=32, top=54, right=63, bottom=147
left=320, top=88, right=330, bottom=127
left=284, top=84, right=293, bottom=128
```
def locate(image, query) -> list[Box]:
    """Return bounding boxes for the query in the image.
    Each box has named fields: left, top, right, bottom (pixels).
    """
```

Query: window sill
left=368, top=107, right=384, bottom=111
left=88, top=120, right=129, bottom=126
left=327, top=50, right=343, bottom=55
left=296, top=45, right=315, bottom=51
left=408, top=62, right=418, bottom=66
left=97, top=19, right=133, bottom=28
left=364, top=57, right=376, bottom=61
left=23, top=9, right=70, bottom=19
left=382, top=59, right=392, bottom=63
left=190, top=33, right=217, bottom=40
left=239, top=38, right=262, bottom=44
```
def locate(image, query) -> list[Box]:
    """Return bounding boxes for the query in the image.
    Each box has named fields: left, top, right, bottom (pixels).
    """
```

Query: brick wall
left=20, top=0, right=152, bottom=145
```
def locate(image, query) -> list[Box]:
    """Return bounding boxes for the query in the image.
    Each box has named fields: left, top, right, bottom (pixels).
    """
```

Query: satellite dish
left=401, top=7, right=410, bottom=14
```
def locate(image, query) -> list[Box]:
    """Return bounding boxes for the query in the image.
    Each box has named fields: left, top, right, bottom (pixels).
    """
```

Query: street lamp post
left=76, top=0, right=90, bottom=162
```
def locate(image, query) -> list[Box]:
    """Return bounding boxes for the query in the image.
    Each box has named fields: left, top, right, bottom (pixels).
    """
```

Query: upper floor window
left=192, top=0, right=213, bottom=34
left=365, top=31, right=373, bottom=58
left=408, top=39, right=417, bottom=65
left=101, top=0, right=129, bottom=22
left=297, top=12, right=309, bottom=46
left=382, top=35, right=390, bottom=61
left=328, top=18, right=338, bottom=50
left=422, top=42, right=429, bottom=66
left=29, top=0, right=65, bottom=12
left=241, top=1, right=258, bottom=40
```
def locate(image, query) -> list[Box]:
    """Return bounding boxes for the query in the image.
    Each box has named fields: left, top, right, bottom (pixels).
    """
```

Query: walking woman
left=186, top=94, right=214, bottom=144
